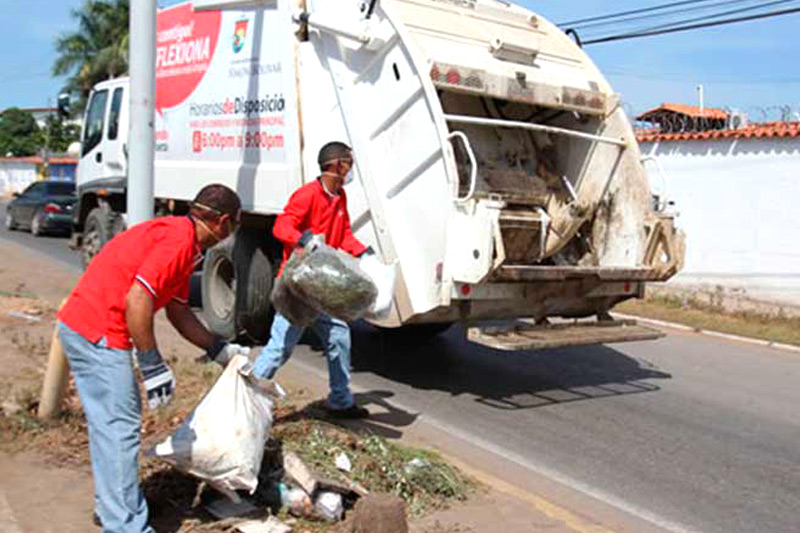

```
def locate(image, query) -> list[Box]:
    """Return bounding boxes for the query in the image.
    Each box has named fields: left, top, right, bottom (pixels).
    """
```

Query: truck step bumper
left=467, top=319, right=664, bottom=351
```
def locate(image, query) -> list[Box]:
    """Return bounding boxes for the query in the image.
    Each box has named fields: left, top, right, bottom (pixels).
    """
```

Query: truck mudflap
left=467, top=319, right=663, bottom=351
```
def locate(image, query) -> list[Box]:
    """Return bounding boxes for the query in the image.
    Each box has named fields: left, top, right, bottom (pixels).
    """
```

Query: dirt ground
left=0, top=240, right=609, bottom=533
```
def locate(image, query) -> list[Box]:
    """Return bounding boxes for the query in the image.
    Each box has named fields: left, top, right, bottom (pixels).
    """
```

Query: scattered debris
left=283, top=451, right=318, bottom=496
left=236, top=516, right=292, bottom=533
left=335, top=451, right=352, bottom=473
left=1, top=399, right=22, bottom=416
left=314, top=491, right=343, bottom=522
left=278, top=482, right=313, bottom=518
left=405, top=458, right=430, bottom=475
left=7, top=311, right=42, bottom=323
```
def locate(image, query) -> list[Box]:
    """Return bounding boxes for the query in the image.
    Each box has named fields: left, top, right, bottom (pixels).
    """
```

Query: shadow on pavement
left=349, top=322, right=672, bottom=411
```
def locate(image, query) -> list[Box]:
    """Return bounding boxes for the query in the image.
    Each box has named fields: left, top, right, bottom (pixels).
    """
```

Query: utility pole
left=127, top=0, right=157, bottom=226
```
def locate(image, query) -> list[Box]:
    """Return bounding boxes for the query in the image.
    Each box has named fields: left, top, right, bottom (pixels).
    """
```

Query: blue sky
left=1, top=0, right=798, bottom=120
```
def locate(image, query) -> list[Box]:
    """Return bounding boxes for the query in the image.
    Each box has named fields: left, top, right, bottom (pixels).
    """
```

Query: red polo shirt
left=273, top=179, right=366, bottom=275
left=58, top=216, right=202, bottom=350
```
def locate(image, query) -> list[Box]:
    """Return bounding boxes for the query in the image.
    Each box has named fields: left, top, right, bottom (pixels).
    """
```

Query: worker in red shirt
left=253, top=141, right=371, bottom=418
left=57, top=184, right=248, bottom=533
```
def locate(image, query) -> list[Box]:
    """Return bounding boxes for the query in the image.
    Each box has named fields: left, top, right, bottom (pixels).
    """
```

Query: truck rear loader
left=72, top=0, right=685, bottom=349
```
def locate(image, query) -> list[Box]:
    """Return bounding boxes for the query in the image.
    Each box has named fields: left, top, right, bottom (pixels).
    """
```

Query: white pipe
left=697, top=84, right=704, bottom=114
left=127, top=0, right=157, bottom=226
left=444, top=114, right=628, bottom=148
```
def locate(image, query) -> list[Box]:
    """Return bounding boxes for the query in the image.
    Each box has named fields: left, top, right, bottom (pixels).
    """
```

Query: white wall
left=640, top=136, right=800, bottom=306
left=0, top=162, right=38, bottom=196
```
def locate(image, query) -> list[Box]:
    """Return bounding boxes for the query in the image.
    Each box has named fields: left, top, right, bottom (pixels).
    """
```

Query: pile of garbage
left=145, top=355, right=471, bottom=532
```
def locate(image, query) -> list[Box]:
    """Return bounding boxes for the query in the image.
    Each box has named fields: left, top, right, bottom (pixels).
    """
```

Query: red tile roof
left=0, top=156, right=77, bottom=165
left=636, top=122, right=800, bottom=143
left=637, top=103, right=729, bottom=121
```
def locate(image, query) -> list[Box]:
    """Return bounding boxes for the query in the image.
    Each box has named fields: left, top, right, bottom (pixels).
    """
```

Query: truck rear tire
left=202, top=237, right=237, bottom=339
left=81, top=207, right=115, bottom=269
left=233, top=231, right=273, bottom=343
left=201, top=231, right=274, bottom=342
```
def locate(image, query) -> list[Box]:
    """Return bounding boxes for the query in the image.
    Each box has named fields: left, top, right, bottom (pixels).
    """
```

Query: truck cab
left=73, top=78, right=129, bottom=267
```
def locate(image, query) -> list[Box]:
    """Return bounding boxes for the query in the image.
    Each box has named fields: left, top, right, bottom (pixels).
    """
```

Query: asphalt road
left=4, top=207, right=799, bottom=533
left=0, top=201, right=81, bottom=272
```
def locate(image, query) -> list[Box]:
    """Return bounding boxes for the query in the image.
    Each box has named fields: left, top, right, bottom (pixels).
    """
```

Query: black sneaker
left=326, top=404, right=370, bottom=419
left=92, top=512, right=102, bottom=527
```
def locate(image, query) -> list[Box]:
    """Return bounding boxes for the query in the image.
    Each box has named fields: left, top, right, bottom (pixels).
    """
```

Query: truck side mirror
left=57, top=93, right=71, bottom=118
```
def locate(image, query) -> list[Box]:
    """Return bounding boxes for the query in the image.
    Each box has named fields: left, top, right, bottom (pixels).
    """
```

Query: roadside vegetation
left=617, top=292, right=800, bottom=347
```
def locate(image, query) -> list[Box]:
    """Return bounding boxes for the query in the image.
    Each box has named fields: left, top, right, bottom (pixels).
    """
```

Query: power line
left=583, top=6, right=800, bottom=45
left=558, top=0, right=721, bottom=27
left=638, top=0, right=799, bottom=32
left=564, top=0, right=759, bottom=31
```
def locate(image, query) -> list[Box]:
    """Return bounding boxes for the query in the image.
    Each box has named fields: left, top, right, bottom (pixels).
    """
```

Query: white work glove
left=136, top=348, right=175, bottom=410
left=207, top=336, right=251, bottom=367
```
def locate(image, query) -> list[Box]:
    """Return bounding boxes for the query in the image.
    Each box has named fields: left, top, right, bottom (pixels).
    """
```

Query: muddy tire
left=81, top=208, right=115, bottom=269
left=201, top=231, right=274, bottom=342
left=233, top=230, right=273, bottom=343
left=202, top=237, right=237, bottom=339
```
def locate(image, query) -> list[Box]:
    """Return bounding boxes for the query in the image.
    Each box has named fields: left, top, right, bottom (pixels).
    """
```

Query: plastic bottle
left=278, top=483, right=312, bottom=517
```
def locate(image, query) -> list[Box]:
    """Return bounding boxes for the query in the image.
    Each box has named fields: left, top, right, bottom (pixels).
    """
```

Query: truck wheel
left=201, top=232, right=275, bottom=343
left=202, top=237, right=237, bottom=339
left=233, top=231, right=273, bottom=343
left=81, top=208, right=114, bottom=269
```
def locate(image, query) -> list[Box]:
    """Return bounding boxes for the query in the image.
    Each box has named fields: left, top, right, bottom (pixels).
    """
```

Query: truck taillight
left=44, top=203, right=61, bottom=214
left=447, top=70, right=460, bottom=85
left=429, top=63, right=485, bottom=91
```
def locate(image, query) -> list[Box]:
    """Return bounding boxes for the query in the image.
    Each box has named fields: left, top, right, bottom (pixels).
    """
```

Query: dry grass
left=617, top=293, right=800, bottom=347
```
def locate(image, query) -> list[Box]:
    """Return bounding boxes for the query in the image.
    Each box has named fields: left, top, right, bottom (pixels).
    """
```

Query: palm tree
left=52, top=0, right=130, bottom=114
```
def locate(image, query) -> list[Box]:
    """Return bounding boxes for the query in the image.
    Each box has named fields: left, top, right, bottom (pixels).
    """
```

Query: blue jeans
left=253, top=313, right=354, bottom=409
left=58, top=322, right=155, bottom=533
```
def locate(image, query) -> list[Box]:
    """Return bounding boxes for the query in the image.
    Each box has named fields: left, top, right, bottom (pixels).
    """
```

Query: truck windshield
left=82, top=89, right=109, bottom=157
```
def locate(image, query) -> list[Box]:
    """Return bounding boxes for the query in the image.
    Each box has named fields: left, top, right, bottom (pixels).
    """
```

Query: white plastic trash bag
left=148, top=355, right=283, bottom=502
left=358, top=254, right=397, bottom=320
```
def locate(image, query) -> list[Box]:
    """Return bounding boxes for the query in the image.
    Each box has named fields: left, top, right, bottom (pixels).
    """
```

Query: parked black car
left=5, top=181, right=76, bottom=236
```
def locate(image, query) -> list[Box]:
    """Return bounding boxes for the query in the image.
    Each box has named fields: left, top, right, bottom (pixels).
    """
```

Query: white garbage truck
left=72, top=0, right=684, bottom=347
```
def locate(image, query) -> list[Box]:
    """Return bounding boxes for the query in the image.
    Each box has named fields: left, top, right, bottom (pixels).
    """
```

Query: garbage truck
left=71, top=0, right=684, bottom=348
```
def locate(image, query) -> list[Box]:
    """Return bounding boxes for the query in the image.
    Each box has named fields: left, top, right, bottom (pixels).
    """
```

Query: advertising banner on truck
left=154, top=2, right=292, bottom=167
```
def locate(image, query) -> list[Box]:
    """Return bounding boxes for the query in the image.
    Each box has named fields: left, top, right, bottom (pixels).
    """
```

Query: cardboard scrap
left=282, top=452, right=318, bottom=495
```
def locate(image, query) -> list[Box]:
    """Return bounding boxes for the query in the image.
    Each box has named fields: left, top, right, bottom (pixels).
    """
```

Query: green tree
left=0, top=108, right=42, bottom=157
left=52, top=0, right=129, bottom=114
left=42, top=114, right=81, bottom=153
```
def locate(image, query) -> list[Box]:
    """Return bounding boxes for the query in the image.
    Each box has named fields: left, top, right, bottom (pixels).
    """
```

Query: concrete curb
left=613, top=312, right=800, bottom=354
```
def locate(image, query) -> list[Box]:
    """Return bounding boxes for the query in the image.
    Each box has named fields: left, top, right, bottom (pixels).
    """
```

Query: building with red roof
left=635, top=104, right=800, bottom=308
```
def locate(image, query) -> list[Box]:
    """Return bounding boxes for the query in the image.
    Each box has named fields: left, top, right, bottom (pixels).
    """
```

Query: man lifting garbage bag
left=254, top=141, right=395, bottom=419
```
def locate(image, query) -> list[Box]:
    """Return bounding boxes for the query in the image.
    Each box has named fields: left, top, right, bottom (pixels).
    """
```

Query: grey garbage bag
left=271, top=274, right=318, bottom=327
left=282, top=244, right=377, bottom=322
